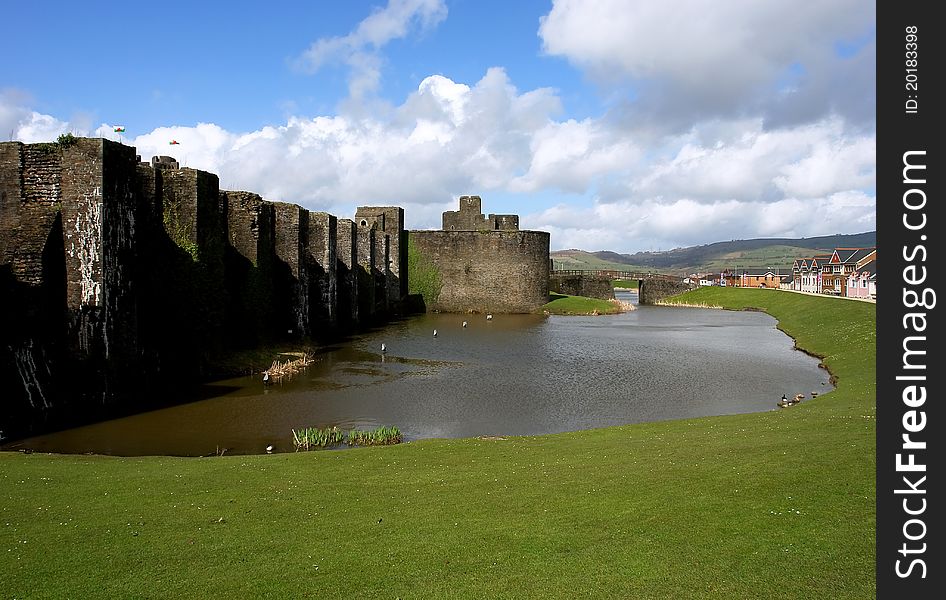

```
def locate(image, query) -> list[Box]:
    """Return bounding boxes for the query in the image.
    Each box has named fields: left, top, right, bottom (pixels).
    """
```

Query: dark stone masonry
left=549, top=273, right=615, bottom=301
left=0, top=137, right=407, bottom=441
left=410, top=197, right=550, bottom=314
left=335, top=218, right=359, bottom=327
left=638, top=279, right=696, bottom=305
left=442, top=195, right=519, bottom=232
left=0, top=139, right=561, bottom=442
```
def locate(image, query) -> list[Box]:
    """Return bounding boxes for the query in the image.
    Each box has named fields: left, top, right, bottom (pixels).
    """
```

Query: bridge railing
left=551, top=269, right=681, bottom=282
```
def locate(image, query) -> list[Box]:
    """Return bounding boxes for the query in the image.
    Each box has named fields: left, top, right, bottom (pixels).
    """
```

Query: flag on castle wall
left=113, top=126, right=125, bottom=132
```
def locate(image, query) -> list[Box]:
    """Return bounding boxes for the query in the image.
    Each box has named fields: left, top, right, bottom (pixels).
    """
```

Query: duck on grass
left=291, top=425, right=403, bottom=450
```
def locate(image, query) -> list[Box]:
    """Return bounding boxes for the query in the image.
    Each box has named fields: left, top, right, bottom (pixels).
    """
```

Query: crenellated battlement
left=442, top=195, right=519, bottom=231
left=410, top=196, right=547, bottom=313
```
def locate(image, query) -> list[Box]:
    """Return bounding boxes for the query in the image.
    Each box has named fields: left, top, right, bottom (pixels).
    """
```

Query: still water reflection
left=8, top=292, right=830, bottom=456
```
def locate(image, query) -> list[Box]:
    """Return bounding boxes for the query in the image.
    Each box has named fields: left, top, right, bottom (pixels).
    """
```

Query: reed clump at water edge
left=263, top=352, right=315, bottom=383
left=654, top=300, right=722, bottom=308
left=291, top=426, right=403, bottom=450
left=609, top=298, right=636, bottom=312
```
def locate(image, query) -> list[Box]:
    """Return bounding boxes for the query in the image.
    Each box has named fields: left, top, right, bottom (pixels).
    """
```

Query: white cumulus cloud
left=539, top=0, right=874, bottom=128
left=629, top=118, right=875, bottom=204
left=294, top=0, right=447, bottom=100
left=4, top=67, right=874, bottom=253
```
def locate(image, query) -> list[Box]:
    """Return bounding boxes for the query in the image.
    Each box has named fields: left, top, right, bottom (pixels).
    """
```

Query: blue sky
left=1, top=0, right=876, bottom=254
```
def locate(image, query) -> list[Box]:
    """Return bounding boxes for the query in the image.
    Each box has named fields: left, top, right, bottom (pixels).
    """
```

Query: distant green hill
left=551, top=231, right=875, bottom=275
left=549, top=249, right=658, bottom=273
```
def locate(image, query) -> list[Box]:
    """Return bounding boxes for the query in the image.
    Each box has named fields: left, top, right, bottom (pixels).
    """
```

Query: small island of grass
left=539, top=293, right=632, bottom=315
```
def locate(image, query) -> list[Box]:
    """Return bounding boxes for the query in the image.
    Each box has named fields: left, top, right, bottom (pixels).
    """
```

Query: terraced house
left=791, top=258, right=809, bottom=292
left=846, top=257, right=877, bottom=300
left=791, top=248, right=876, bottom=298
left=792, top=255, right=831, bottom=293
left=829, top=247, right=876, bottom=296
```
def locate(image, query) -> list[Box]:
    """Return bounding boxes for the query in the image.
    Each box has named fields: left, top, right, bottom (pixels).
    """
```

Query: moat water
left=6, top=291, right=831, bottom=456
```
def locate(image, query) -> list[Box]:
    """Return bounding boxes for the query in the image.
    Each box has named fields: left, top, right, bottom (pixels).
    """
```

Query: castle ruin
left=442, top=195, right=519, bottom=231
left=0, top=137, right=405, bottom=440
left=409, top=196, right=549, bottom=314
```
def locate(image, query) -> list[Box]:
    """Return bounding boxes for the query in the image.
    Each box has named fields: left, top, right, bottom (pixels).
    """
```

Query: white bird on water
left=486, top=314, right=493, bottom=321
left=381, top=343, right=387, bottom=353
left=262, top=371, right=270, bottom=384
left=433, top=329, right=438, bottom=337
left=265, top=445, right=273, bottom=453
left=462, top=321, right=468, bottom=328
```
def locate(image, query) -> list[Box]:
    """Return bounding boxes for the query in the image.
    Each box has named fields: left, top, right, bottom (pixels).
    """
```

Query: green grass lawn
left=540, top=293, right=623, bottom=315
left=0, top=288, right=875, bottom=598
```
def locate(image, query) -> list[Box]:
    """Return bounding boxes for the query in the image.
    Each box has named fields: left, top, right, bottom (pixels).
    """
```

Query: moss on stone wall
left=407, top=230, right=550, bottom=313
left=162, top=208, right=199, bottom=261
left=407, top=236, right=442, bottom=308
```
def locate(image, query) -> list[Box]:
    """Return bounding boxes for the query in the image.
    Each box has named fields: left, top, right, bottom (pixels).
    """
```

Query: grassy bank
left=0, top=288, right=875, bottom=598
left=612, top=279, right=639, bottom=289
left=540, top=293, right=624, bottom=315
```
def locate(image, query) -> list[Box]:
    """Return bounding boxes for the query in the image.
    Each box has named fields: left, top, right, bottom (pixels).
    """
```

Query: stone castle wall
left=638, top=279, right=696, bottom=305
left=335, top=219, right=359, bottom=327
left=222, top=190, right=277, bottom=347
left=442, top=195, right=519, bottom=232
left=273, top=202, right=310, bottom=335
left=549, top=274, right=615, bottom=301
left=355, top=225, right=378, bottom=319
left=0, top=137, right=406, bottom=441
left=355, top=206, right=406, bottom=305
left=409, top=230, right=550, bottom=313
left=1, top=143, right=63, bottom=285
left=307, top=211, right=337, bottom=331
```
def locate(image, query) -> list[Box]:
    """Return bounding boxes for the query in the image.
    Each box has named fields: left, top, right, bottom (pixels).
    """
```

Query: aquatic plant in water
left=347, top=426, right=402, bottom=447
left=291, top=425, right=402, bottom=450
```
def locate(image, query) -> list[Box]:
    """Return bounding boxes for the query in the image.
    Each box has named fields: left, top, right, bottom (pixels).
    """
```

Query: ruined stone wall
left=0, top=139, right=145, bottom=434
left=375, top=232, right=389, bottom=316
left=335, top=219, right=358, bottom=326
left=97, top=140, right=141, bottom=369
left=307, top=211, right=337, bottom=335
left=0, top=142, right=65, bottom=435
left=0, top=137, right=402, bottom=441
left=442, top=195, right=483, bottom=230
left=273, top=202, right=310, bottom=336
left=225, top=191, right=272, bottom=266
left=408, top=230, right=549, bottom=313
left=159, top=168, right=227, bottom=360
left=132, top=162, right=166, bottom=380
left=222, top=190, right=277, bottom=346
left=0, top=143, right=63, bottom=285
left=442, top=195, right=520, bottom=232
left=549, top=274, right=615, bottom=301
left=355, top=206, right=406, bottom=305
left=58, top=139, right=141, bottom=399
left=489, top=214, right=519, bottom=231
left=135, top=164, right=162, bottom=228
left=638, top=279, right=696, bottom=305
left=355, top=225, right=377, bottom=320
